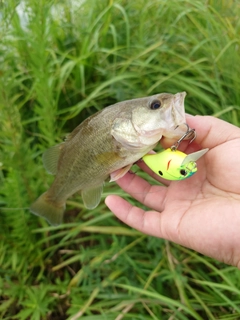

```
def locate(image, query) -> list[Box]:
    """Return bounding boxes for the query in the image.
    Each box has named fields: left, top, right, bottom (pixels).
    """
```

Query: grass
left=0, top=0, right=240, bottom=319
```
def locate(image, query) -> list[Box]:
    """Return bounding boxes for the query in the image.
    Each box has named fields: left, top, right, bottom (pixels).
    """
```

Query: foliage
left=0, top=0, right=240, bottom=319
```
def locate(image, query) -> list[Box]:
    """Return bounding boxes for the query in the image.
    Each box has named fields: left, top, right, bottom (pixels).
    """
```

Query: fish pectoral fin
left=81, top=184, right=103, bottom=209
left=42, top=142, right=65, bottom=175
left=110, top=164, right=132, bottom=182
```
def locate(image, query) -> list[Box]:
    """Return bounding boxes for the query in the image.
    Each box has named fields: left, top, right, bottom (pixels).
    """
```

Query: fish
left=143, top=148, right=209, bottom=180
left=30, top=92, right=188, bottom=225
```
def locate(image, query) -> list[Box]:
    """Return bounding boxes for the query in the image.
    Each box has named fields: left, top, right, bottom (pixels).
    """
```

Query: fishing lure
left=143, top=148, right=208, bottom=180
left=142, top=124, right=208, bottom=181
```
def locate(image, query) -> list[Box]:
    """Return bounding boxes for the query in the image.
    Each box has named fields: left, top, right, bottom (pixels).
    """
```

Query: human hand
left=105, top=116, right=240, bottom=267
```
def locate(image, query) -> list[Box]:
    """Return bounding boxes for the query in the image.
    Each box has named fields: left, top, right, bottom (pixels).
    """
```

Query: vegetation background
left=1, top=0, right=240, bottom=319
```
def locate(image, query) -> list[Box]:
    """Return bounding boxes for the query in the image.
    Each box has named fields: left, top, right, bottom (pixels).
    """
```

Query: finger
left=113, top=171, right=167, bottom=212
left=106, top=194, right=240, bottom=266
left=161, top=115, right=240, bottom=151
left=105, top=195, right=165, bottom=238
left=185, top=115, right=240, bottom=149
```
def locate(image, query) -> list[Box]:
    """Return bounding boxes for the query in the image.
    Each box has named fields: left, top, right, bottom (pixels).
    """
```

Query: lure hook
left=171, top=123, right=196, bottom=151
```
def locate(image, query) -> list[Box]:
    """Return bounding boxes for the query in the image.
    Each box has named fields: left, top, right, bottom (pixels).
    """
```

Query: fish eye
left=180, top=169, right=188, bottom=176
left=150, top=100, right=161, bottom=110
left=158, top=170, right=163, bottom=176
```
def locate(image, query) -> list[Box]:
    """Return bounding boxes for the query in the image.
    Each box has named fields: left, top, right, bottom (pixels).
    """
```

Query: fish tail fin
left=30, top=192, right=65, bottom=226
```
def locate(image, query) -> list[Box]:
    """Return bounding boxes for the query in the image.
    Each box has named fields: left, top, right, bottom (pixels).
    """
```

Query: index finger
left=185, top=115, right=240, bottom=149
left=162, top=115, right=240, bottom=150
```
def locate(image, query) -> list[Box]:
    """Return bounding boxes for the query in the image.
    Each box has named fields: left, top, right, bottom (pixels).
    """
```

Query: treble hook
left=171, top=123, right=196, bottom=151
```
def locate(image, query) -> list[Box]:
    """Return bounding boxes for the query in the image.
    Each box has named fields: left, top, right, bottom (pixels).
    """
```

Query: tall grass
left=0, top=0, right=240, bottom=319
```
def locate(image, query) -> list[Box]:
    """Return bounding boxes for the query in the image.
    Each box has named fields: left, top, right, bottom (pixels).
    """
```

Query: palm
left=106, top=116, right=240, bottom=266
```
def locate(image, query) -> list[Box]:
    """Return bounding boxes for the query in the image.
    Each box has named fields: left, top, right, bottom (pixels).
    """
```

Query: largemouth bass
left=30, top=92, right=188, bottom=225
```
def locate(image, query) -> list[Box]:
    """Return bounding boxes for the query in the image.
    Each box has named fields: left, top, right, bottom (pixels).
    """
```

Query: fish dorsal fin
left=181, top=148, right=209, bottom=166
left=42, top=143, right=65, bottom=175
left=81, top=184, right=103, bottom=209
left=64, top=120, right=87, bottom=142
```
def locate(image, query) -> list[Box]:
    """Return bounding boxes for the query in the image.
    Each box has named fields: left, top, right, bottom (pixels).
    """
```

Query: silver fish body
left=30, top=92, right=187, bottom=225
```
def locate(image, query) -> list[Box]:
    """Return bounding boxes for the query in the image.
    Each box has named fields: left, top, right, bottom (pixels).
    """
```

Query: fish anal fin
left=42, top=142, right=65, bottom=175
left=64, top=116, right=94, bottom=142
left=81, top=184, right=103, bottom=209
left=110, top=164, right=132, bottom=182
left=30, top=191, right=65, bottom=226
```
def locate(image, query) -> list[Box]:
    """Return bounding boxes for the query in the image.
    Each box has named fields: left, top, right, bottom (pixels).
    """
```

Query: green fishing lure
left=142, top=148, right=208, bottom=181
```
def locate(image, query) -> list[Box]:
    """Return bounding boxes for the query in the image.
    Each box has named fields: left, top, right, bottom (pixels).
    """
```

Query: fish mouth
left=162, top=91, right=187, bottom=139
left=172, top=91, right=187, bottom=124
